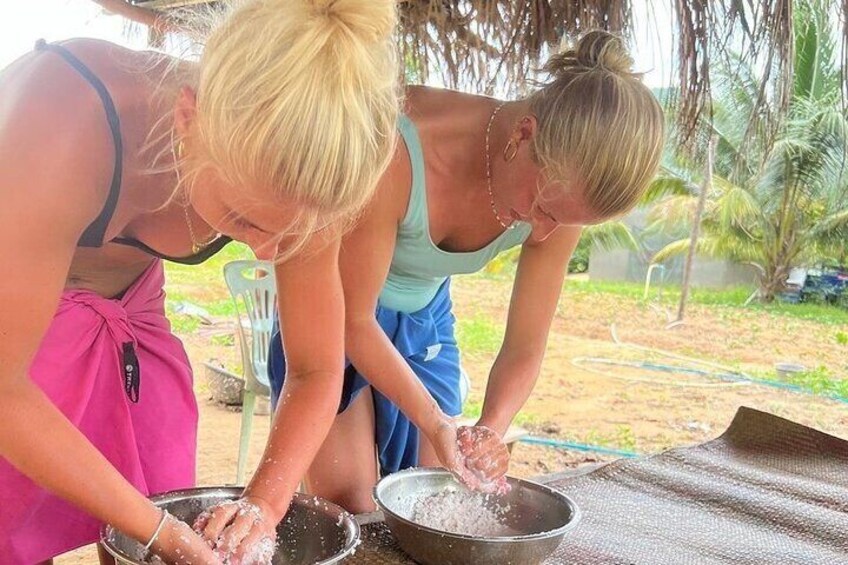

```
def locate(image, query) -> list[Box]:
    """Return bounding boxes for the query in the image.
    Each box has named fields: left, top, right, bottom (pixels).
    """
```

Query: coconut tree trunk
left=676, top=136, right=716, bottom=322
left=760, top=266, right=788, bottom=302
left=760, top=253, right=795, bottom=302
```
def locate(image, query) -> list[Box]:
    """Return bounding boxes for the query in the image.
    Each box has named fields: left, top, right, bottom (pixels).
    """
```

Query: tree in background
left=648, top=1, right=848, bottom=302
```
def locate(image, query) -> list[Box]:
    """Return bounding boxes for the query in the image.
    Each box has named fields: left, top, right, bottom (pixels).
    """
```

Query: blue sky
left=1, top=0, right=674, bottom=87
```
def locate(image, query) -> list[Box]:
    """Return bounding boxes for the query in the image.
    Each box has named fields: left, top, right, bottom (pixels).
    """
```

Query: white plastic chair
left=223, top=260, right=277, bottom=485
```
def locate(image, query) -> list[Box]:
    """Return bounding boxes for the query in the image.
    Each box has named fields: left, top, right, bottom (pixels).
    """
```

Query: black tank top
left=34, top=40, right=231, bottom=266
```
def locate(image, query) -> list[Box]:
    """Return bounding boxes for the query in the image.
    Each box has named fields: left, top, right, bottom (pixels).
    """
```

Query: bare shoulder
left=404, top=85, right=483, bottom=114
left=49, top=38, right=162, bottom=83
left=0, top=39, right=128, bottom=235
left=362, top=132, right=414, bottom=226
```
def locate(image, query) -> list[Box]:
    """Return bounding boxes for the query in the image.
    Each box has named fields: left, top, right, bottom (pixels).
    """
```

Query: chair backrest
left=223, top=260, right=277, bottom=393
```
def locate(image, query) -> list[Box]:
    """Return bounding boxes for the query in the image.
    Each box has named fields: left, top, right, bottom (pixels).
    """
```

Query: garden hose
left=517, top=326, right=848, bottom=460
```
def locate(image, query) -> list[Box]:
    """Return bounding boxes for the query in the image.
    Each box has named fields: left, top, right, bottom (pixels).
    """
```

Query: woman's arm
left=477, top=226, right=582, bottom=436
left=339, top=175, right=518, bottom=488
left=249, top=235, right=349, bottom=516
left=197, top=178, right=463, bottom=556
left=339, top=181, right=505, bottom=486
left=195, top=234, right=350, bottom=557
left=340, top=181, right=456, bottom=452
left=0, top=62, right=217, bottom=564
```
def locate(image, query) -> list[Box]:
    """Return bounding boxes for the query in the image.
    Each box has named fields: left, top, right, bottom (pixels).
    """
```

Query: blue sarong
left=269, top=280, right=461, bottom=475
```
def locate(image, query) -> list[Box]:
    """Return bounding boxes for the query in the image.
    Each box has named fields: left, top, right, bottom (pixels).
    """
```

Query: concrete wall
left=588, top=247, right=757, bottom=288
left=588, top=209, right=758, bottom=289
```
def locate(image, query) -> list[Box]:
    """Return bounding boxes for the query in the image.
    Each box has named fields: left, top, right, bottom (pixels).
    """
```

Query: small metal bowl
left=101, top=487, right=359, bottom=564
left=374, top=468, right=580, bottom=565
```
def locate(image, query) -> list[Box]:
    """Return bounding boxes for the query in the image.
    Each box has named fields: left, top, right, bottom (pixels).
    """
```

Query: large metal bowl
left=101, top=487, right=359, bottom=564
left=374, top=468, right=580, bottom=565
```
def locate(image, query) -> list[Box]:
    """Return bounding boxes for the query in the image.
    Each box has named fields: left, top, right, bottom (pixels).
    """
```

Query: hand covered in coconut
left=149, top=513, right=223, bottom=565
left=456, top=425, right=510, bottom=495
left=428, top=417, right=466, bottom=477
left=193, top=497, right=276, bottom=565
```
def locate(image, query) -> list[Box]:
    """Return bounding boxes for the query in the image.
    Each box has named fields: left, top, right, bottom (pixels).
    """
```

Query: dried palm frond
left=99, top=0, right=848, bottom=150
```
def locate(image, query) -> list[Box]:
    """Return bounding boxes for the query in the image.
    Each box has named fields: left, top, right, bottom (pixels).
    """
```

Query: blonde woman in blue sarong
left=269, top=30, right=665, bottom=513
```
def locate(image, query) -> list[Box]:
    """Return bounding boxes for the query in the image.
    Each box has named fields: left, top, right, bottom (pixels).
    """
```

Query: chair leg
left=237, top=389, right=257, bottom=485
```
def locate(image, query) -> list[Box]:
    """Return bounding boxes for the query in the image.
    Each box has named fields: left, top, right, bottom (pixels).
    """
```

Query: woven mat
left=349, top=407, right=848, bottom=564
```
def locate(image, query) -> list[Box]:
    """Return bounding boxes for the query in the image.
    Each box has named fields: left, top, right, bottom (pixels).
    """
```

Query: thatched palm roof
left=95, top=1, right=847, bottom=147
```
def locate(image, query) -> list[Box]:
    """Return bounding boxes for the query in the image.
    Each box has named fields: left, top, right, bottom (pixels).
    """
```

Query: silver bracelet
left=143, top=509, right=169, bottom=552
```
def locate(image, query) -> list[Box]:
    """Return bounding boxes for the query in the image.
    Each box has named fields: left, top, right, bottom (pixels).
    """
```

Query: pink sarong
left=0, top=260, right=198, bottom=564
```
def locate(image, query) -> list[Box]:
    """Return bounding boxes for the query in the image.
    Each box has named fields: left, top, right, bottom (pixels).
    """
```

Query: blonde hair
left=185, top=0, right=400, bottom=257
left=529, top=30, right=664, bottom=218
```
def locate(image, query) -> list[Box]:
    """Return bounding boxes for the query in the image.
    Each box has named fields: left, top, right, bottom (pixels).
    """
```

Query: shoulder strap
left=35, top=40, right=123, bottom=247
left=111, top=236, right=234, bottom=266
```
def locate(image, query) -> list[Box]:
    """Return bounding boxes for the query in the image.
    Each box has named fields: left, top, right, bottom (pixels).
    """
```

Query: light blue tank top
left=377, top=116, right=532, bottom=313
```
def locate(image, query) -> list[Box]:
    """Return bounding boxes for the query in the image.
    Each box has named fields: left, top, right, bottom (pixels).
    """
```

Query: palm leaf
left=712, top=173, right=758, bottom=212
left=810, top=208, right=848, bottom=238
left=650, top=235, right=752, bottom=264
left=645, top=194, right=698, bottom=235
left=583, top=220, right=641, bottom=252
left=642, top=174, right=694, bottom=205
left=651, top=238, right=693, bottom=263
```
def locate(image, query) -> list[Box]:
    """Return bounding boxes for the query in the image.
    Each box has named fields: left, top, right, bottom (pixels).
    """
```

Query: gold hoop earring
left=503, top=139, right=518, bottom=162
left=176, top=140, right=185, bottom=160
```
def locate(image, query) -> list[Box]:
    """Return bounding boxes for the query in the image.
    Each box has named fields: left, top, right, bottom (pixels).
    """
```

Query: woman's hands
left=426, top=417, right=510, bottom=494
left=193, top=497, right=277, bottom=565
left=148, top=512, right=223, bottom=565
left=456, top=425, right=510, bottom=494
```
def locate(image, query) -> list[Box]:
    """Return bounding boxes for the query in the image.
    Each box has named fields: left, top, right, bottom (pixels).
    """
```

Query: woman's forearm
left=244, top=320, right=450, bottom=521
left=0, top=377, right=162, bottom=544
left=346, top=318, right=446, bottom=437
left=243, top=369, right=340, bottom=522
left=477, top=351, right=544, bottom=436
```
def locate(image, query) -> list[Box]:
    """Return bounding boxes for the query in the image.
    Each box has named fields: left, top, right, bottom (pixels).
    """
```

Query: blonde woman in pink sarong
left=0, top=1, right=399, bottom=564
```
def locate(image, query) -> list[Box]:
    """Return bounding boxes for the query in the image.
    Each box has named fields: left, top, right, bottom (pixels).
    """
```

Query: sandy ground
left=57, top=273, right=848, bottom=563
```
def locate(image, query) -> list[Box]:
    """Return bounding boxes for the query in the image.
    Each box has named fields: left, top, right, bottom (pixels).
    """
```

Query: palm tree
left=648, top=1, right=848, bottom=302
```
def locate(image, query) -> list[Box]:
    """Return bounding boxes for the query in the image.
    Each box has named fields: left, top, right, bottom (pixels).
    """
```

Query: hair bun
left=544, top=30, right=635, bottom=77
left=301, top=0, right=396, bottom=43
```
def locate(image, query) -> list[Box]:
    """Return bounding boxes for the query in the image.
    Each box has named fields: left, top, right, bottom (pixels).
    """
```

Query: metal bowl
left=101, top=487, right=359, bottom=564
left=374, top=468, right=580, bottom=565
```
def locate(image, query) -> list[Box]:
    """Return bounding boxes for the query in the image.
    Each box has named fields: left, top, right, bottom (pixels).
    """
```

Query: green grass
left=167, top=295, right=239, bottom=317
left=164, top=242, right=254, bottom=288
left=162, top=242, right=848, bottom=334
left=455, top=316, right=503, bottom=355
left=167, top=312, right=200, bottom=334
left=461, top=399, right=539, bottom=428
left=462, top=399, right=484, bottom=420
left=562, top=278, right=848, bottom=326
left=613, top=425, right=638, bottom=452
left=211, top=333, right=236, bottom=347
left=747, top=365, right=848, bottom=400
left=565, top=278, right=752, bottom=304
left=747, top=301, right=848, bottom=326
left=514, top=411, right=541, bottom=428
left=783, top=366, right=848, bottom=399
left=164, top=243, right=254, bottom=330
left=576, top=427, right=638, bottom=452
